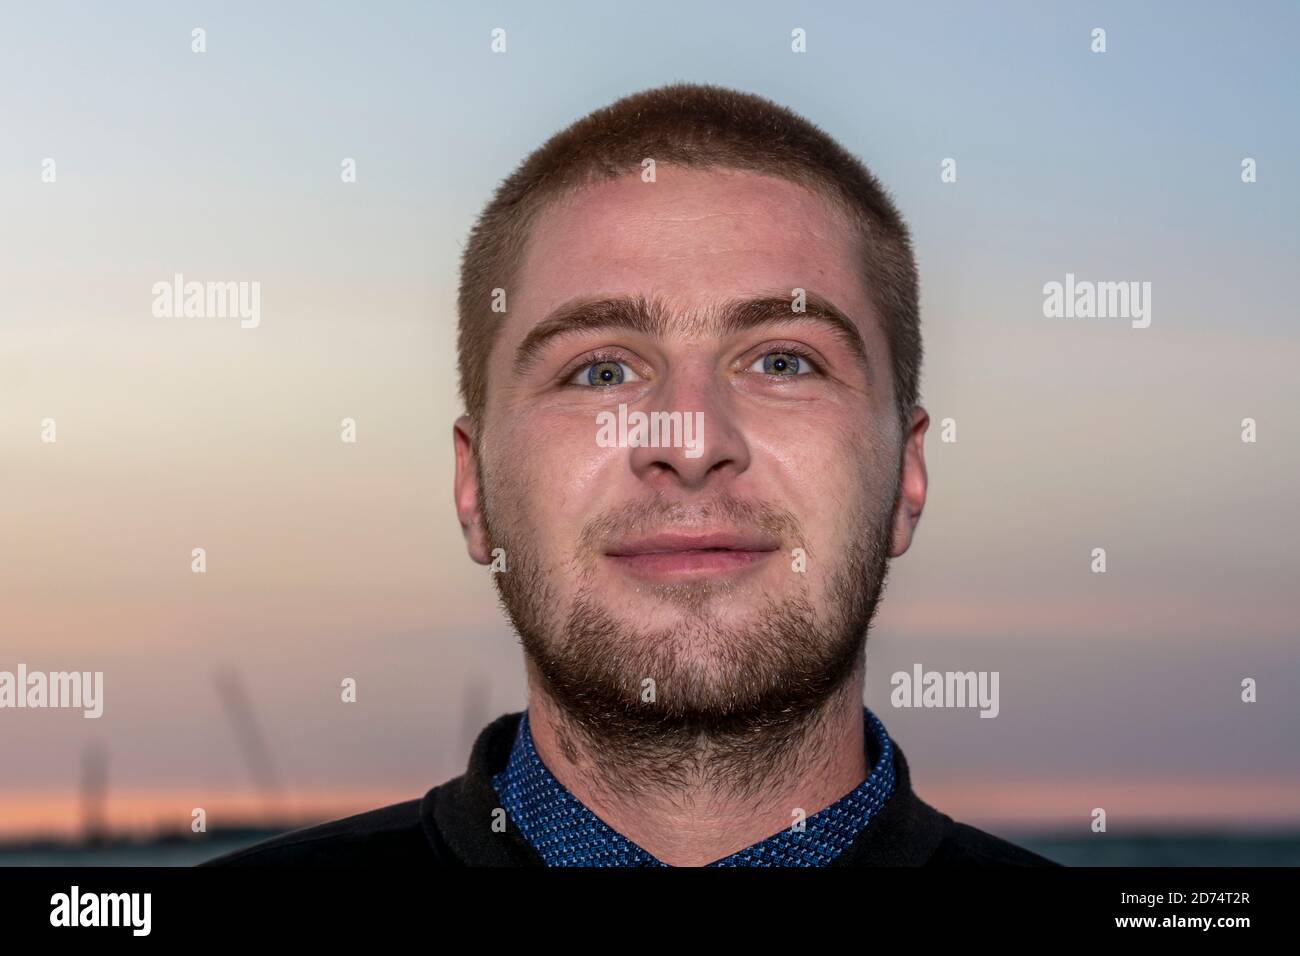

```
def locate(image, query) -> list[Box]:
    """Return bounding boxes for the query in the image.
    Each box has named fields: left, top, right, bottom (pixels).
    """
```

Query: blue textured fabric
left=491, top=706, right=896, bottom=866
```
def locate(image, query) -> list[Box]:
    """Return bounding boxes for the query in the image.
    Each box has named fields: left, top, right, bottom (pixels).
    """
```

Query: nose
left=626, top=366, right=751, bottom=490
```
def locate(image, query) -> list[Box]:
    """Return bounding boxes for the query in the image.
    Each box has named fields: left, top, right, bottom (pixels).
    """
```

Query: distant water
left=0, top=833, right=278, bottom=867
left=1016, top=833, right=1300, bottom=867
left=2, top=831, right=1299, bottom=866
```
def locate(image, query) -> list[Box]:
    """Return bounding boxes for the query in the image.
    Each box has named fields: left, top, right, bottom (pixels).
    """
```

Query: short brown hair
left=456, top=82, right=921, bottom=430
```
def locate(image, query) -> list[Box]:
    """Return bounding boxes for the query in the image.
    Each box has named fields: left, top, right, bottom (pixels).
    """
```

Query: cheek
left=747, top=408, right=890, bottom=543
left=486, top=409, right=623, bottom=552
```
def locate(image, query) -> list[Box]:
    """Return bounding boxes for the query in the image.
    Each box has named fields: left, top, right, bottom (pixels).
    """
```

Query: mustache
left=578, top=493, right=805, bottom=552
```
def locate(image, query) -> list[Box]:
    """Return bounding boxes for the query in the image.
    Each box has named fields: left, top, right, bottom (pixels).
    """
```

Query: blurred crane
left=213, top=667, right=285, bottom=820
left=79, top=738, right=109, bottom=844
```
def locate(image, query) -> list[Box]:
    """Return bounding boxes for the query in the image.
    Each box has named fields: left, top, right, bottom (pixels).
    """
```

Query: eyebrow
left=512, top=291, right=872, bottom=377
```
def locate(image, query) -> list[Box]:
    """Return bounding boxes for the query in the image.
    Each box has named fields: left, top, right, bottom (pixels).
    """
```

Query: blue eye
left=572, top=359, right=639, bottom=386
left=750, top=351, right=809, bottom=375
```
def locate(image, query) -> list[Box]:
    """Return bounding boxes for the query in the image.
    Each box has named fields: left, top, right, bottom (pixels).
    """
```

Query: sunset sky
left=3, top=1, right=1298, bottom=839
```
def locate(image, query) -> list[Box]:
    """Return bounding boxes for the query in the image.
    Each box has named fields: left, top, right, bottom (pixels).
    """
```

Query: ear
left=453, top=415, right=493, bottom=565
left=889, top=406, right=929, bottom=558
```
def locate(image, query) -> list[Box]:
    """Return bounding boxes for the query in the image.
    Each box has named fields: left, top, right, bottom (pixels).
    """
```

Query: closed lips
left=604, top=531, right=779, bottom=556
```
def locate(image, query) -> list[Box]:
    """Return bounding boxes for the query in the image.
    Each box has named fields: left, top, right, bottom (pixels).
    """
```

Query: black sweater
left=201, top=711, right=1060, bottom=867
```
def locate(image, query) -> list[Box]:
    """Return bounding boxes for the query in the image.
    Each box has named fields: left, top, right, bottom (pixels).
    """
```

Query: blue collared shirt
left=491, top=705, right=896, bottom=866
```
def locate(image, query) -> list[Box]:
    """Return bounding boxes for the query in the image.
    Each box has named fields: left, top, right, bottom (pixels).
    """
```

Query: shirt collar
left=491, top=705, right=896, bottom=866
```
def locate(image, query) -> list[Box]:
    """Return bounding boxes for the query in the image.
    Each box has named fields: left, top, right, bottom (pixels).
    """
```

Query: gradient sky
left=2, top=1, right=1298, bottom=838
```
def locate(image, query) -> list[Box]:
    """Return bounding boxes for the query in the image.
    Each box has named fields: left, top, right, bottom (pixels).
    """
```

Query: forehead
left=510, top=166, right=873, bottom=337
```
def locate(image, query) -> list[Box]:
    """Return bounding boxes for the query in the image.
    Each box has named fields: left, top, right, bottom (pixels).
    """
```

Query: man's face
left=455, top=165, right=926, bottom=733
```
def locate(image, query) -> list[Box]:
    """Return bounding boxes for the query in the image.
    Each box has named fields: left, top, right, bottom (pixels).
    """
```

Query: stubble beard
left=481, top=465, right=897, bottom=802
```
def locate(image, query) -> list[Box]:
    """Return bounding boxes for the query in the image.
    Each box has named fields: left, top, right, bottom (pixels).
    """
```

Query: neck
left=523, top=661, right=869, bottom=867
